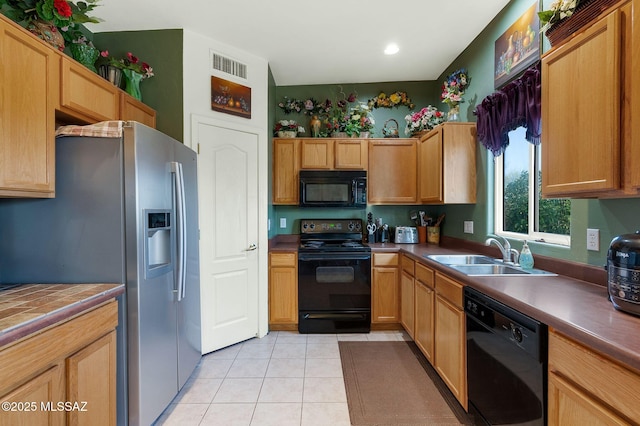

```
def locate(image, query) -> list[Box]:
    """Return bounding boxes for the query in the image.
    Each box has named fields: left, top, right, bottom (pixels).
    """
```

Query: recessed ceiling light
left=384, top=43, right=399, bottom=55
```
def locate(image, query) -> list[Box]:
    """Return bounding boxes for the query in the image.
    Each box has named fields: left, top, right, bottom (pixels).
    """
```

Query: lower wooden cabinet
left=434, top=272, right=467, bottom=410
left=0, top=300, right=118, bottom=426
left=414, top=263, right=435, bottom=364
left=548, top=330, right=640, bottom=425
left=400, top=255, right=416, bottom=338
left=269, top=252, right=298, bottom=329
left=371, top=252, right=400, bottom=324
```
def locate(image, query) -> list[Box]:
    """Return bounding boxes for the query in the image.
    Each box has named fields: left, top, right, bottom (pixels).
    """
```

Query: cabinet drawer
left=401, top=255, right=415, bottom=276
left=549, top=330, right=640, bottom=420
left=416, top=263, right=434, bottom=288
left=373, top=252, right=399, bottom=267
left=270, top=252, right=297, bottom=267
left=435, top=272, right=463, bottom=308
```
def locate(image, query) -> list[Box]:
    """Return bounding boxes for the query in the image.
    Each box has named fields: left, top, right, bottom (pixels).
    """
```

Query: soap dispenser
left=519, top=240, right=534, bottom=269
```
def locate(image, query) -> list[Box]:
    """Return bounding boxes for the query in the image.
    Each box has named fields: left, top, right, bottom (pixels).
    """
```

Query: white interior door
left=195, top=119, right=259, bottom=353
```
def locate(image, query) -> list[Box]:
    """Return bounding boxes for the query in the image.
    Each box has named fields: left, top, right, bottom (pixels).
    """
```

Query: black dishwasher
left=465, top=287, right=547, bottom=425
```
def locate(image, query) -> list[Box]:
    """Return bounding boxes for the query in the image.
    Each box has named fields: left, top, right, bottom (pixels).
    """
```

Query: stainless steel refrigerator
left=0, top=122, right=201, bottom=425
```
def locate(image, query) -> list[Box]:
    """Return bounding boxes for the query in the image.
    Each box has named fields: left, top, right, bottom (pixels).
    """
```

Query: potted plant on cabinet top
left=404, top=105, right=445, bottom=137
left=273, top=120, right=304, bottom=138
left=0, top=0, right=101, bottom=51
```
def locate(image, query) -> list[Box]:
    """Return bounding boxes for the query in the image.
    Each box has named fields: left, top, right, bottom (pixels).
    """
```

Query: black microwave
left=299, top=170, right=367, bottom=208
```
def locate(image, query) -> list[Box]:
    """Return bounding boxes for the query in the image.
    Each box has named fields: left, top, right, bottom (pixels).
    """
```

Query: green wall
left=271, top=0, right=640, bottom=267
left=94, top=30, right=184, bottom=142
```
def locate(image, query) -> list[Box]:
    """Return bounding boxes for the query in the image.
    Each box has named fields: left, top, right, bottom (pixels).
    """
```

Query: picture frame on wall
left=210, top=76, right=252, bottom=119
left=494, top=1, right=540, bottom=89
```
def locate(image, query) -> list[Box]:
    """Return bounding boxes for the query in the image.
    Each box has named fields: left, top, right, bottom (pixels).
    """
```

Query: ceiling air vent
left=211, top=52, right=247, bottom=80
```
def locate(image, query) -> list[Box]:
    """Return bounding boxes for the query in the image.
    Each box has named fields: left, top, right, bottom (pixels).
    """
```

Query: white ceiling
left=87, top=0, right=511, bottom=86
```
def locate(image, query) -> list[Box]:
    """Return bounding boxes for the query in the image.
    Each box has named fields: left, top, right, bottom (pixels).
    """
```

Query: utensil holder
left=427, top=226, right=440, bottom=244
left=417, top=226, right=427, bottom=243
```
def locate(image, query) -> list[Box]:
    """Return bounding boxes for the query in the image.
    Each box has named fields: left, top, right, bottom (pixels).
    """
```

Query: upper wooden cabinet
left=299, top=138, right=367, bottom=170
left=273, top=138, right=367, bottom=204
left=542, top=2, right=635, bottom=197
left=631, top=0, right=640, bottom=188
left=0, top=14, right=156, bottom=199
left=273, top=138, right=300, bottom=204
left=333, top=139, right=367, bottom=170
left=59, top=57, right=120, bottom=123
left=300, top=139, right=333, bottom=169
left=368, top=138, right=418, bottom=204
left=418, top=123, right=477, bottom=204
left=0, top=15, right=56, bottom=198
left=119, top=93, right=157, bottom=128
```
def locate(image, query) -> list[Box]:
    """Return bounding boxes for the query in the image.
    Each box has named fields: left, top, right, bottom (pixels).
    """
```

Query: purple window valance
left=475, top=62, right=541, bottom=156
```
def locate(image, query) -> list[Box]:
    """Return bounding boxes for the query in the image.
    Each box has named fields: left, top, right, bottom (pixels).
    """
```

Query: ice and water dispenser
left=145, top=210, right=173, bottom=278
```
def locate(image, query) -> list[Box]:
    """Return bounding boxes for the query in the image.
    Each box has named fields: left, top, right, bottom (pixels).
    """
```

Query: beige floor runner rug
left=339, top=341, right=473, bottom=426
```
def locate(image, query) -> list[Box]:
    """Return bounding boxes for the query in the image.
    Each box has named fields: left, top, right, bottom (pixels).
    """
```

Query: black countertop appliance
left=607, top=231, right=640, bottom=316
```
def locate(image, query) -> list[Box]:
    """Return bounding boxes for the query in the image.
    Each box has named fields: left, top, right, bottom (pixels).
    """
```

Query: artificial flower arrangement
left=367, top=91, right=415, bottom=110
left=0, top=0, right=101, bottom=46
left=99, top=51, right=154, bottom=79
left=441, top=68, right=470, bottom=109
left=278, top=97, right=334, bottom=116
left=273, top=120, right=304, bottom=137
left=343, top=104, right=375, bottom=137
left=404, top=105, right=445, bottom=136
left=538, top=0, right=581, bottom=32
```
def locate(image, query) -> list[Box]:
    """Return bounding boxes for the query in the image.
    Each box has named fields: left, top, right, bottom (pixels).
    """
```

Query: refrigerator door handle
left=171, top=161, right=187, bottom=302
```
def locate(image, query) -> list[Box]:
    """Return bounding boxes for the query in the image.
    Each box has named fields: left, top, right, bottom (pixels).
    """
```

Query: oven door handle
left=298, top=253, right=371, bottom=262
left=303, top=313, right=369, bottom=320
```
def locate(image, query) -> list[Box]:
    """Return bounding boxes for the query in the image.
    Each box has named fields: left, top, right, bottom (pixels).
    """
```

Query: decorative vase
left=309, top=115, right=322, bottom=138
left=360, top=131, right=370, bottom=138
left=447, top=104, right=460, bottom=122
left=122, top=69, right=144, bottom=101
left=332, top=132, right=347, bottom=138
left=69, top=44, right=100, bottom=73
left=98, top=65, right=123, bottom=88
left=277, top=130, right=297, bottom=138
left=27, top=19, right=64, bottom=51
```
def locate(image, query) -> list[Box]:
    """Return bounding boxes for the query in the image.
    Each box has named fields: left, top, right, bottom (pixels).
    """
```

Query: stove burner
left=299, top=219, right=370, bottom=253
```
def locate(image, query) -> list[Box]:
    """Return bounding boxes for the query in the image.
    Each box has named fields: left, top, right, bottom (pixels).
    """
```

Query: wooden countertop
left=0, top=283, right=125, bottom=348
left=270, top=237, right=640, bottom=373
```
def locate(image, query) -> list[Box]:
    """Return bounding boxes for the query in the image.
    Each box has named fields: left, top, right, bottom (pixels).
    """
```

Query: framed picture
left=494, top=1, right=540, bottom=89
left=211, top=76, right=251, bottom=119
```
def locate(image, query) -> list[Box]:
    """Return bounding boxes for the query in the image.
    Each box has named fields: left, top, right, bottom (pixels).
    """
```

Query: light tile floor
left=155, top=330, right=409, bottom=426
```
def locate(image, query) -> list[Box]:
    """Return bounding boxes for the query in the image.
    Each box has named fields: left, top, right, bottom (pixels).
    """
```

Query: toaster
left=395, top=226, right=419, bottom=244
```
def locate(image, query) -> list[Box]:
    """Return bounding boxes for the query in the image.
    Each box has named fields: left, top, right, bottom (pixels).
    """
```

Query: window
left=494, top=127, right=571, bottom=246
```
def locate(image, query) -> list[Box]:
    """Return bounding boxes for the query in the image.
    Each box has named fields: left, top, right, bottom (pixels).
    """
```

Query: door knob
left=244, top=244, right=257, bottom=251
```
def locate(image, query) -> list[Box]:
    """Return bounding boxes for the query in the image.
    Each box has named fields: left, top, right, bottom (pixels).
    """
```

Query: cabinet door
left=0, top=364, right=64, bottom=426
left=633, top=0, right=640, bottom=188
left=0, top=17, right=55, bottom=197
left=269, top=253, right=298, bottom=324
left=300, top=139, right=333, bottom=169
left=414, top=280, right=435, bottom=365
left=59, top=57, right=120, bottom=123
left=119, top=93, right=156, bottom=128
left=334, top=139, right=367, bottom=169
left=542, top=11, right=622, bottom=196
left=400, top=271, right=415, bottom=338
left=67, top=331, right=117, bottom=426
left=273, top=139, right=300, bottom=204
left=435, top=294, right=466, bottom=409
left=548, top=373, right=629, bottom=426
left=419, top=129, right=443, bottom=203
left=368, top=139, right=417, bottom=204
left=371, top=267, right=399, bottom=322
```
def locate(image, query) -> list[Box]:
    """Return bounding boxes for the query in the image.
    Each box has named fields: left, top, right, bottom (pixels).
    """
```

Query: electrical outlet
left=464, top=221, right=474, bottom=234
left=279, top=218, right=287, bottom=229
left=587, top=228, right=600, bottom=251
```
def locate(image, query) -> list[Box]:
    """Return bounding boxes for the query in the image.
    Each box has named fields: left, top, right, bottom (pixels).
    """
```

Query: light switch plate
left=464, top=221, right=474, bottom=234
left=587, top=228, right=600, bottom=251
left=280, top=218, right=287, bottom=229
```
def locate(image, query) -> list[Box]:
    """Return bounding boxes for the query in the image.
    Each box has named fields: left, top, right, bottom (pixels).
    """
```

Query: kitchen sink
left=425, top=254, right=557, bottom=277
left=426, top=254, right=497, bottom=265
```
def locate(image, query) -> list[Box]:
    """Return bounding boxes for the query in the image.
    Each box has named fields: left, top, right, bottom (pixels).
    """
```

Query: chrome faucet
left=485, top=235, right=514, bottom=264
